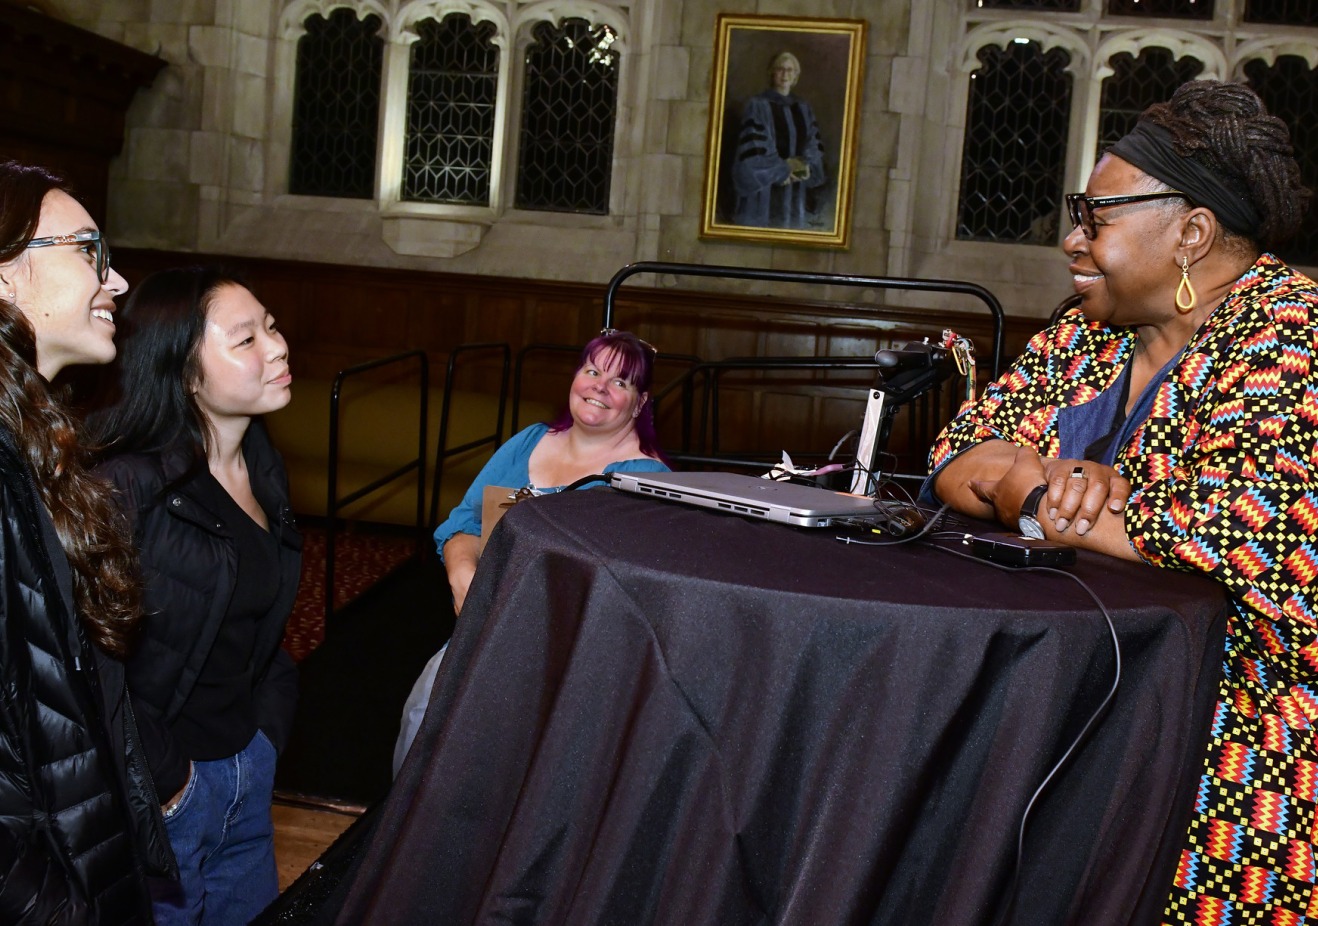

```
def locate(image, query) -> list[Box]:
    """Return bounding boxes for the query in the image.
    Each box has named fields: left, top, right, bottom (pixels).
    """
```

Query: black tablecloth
left=339, top=489, right=1228, bottom=926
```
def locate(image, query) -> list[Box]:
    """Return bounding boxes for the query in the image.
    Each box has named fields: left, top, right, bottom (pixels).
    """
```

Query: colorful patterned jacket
left=929, top=254, right=1318, bottom=682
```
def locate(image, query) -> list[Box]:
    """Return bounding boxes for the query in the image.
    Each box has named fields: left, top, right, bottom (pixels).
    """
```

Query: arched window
left=946, top=1, right=1318, bottom=263
left=403, top=14, right=500, bottom=205
left=957, top=41, right=1073, bottom=244
left=514, top=18, right=620, bottom=215
left=1097, top=47, right=1205, bottom=158
left=289, top=9, right=384, bottom=198
left=1244, top=54, right=1318, bottom=262
left=284, top=2, right=628, bottom=219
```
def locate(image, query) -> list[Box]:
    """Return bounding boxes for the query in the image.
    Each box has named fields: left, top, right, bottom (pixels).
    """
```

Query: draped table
left=340, top=489, right=1228, bottom=925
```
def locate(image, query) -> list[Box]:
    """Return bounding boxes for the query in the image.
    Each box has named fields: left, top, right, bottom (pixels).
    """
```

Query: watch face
left=1018, top=516, right=1046, bottom=540
left=1017, top=484, right=1048, bottom=540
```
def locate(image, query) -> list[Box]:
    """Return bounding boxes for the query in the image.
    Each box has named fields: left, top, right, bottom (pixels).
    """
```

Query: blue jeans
left=151, top=729, right=279, bottom=926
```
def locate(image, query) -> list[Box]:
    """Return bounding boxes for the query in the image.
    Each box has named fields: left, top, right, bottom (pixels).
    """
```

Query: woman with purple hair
left=393, top=329, right=669, bottom=772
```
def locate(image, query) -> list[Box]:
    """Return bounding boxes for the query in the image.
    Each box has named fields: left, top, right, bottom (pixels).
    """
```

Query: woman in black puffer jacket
left=0, top=162, right=174, bottom=923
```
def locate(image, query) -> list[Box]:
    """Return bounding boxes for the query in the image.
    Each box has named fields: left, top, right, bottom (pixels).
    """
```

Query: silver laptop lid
left=609, top=470, right=886, bottom=528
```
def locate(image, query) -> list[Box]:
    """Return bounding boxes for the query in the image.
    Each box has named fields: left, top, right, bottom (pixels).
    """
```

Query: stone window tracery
left=954, top=0, right=1318, bottom=262
left=284, top=1, right=627, bottom=218
left=403, top=13, right=500, bottom=205
left=289, top=8, right=384, bottom=199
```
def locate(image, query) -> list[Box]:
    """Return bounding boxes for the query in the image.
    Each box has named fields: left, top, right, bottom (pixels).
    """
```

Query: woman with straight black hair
left=84, top=265, right=301, bottom=925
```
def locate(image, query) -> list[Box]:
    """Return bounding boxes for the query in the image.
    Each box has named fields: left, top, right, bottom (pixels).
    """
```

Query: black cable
left=562, top=473, right=612, bottom=492
left=831, top=501, right=952, bottom=545
left=879, top=473, right=920, bottom=506
left=929, top=542, right=1121, bottom=924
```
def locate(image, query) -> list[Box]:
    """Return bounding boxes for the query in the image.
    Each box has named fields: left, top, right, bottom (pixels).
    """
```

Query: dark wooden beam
left=0, top=2, right=165, bottom=222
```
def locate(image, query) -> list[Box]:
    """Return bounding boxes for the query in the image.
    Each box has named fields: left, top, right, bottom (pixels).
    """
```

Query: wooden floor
left=273, top=796, right=363, bottom=892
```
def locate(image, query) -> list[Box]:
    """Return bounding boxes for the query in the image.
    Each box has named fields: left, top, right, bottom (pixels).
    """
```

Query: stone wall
left=40, top=0, right=1077, bottom=321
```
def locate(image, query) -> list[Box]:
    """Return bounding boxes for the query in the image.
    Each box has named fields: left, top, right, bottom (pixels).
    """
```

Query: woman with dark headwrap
left=928, top=80, right=1318, bottom=918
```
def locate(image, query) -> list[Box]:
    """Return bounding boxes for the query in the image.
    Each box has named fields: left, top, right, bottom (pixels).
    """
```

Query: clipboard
left=480, top=485, right=518, bottom=554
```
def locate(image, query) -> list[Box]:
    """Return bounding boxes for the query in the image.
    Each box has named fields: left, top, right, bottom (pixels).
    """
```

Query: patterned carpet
left=281, top=525, right=420, bottom=662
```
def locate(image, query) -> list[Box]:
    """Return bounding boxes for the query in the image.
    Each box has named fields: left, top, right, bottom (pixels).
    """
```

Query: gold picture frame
left=700, top=14, right=867, bottom=249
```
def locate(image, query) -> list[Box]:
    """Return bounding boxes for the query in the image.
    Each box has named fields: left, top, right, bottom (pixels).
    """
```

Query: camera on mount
left=847, top=336, right=962, bottom=496
left=873, top=340, right=956, bottom=405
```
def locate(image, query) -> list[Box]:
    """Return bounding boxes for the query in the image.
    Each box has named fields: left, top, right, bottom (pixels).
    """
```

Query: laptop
left=609, top=470, right=911, bottom=529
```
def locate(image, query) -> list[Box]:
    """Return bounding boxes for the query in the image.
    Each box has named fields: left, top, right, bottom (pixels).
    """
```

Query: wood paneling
left=113, top=249, right=1045, bottom=470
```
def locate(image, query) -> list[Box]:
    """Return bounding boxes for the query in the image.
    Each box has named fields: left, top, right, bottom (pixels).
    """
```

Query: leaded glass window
left=1244, top=1, right=1318, bottom=25
left=1106, top=0, right=1214, bottom=17
left=290, top=9, right=383, bottom=199
left=515, top=18, right=619, bottom=214
left=957, top=41, right=1072, bottom=244
left=1245, top=56, right=1318, bottom=263
left=403, top=14, right=499, bottom=205
left=973, top=0, right=1081, bottom=9
left=1097, top=47, right=1204, bottom=158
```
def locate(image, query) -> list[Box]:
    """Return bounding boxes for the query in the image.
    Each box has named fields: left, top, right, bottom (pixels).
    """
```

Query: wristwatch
left=1017, top=484, right=1049, bottom=540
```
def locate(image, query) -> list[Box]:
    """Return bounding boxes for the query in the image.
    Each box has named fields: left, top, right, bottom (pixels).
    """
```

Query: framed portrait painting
left=700, top=15, right=867, bottom=249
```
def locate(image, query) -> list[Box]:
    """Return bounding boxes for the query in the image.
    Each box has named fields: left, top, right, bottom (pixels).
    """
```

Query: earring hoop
left=1176, top=256, right=1197, bottom=313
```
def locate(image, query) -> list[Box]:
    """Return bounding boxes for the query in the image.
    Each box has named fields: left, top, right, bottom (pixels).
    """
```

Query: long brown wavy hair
left=0, top=160, right=140, bottom=657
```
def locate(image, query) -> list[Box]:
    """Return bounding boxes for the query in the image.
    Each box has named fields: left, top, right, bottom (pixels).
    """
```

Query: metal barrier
left=509, top=341, right=701, bottom=449
left=325, top=350, right=428, bottom=625
left=508, top=342, right=706, bottom=463
left=509, top=342, right=577, bottom=435
left=428, top=343, right=511, bottom=528
left=599, top=261, right=1001, bottom=473
left=653, top=355, right=882, bottom=465
left=601, top=260, right=1005, bottom=379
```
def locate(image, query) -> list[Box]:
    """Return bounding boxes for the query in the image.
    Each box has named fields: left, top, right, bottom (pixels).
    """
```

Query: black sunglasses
left=1064, top=191, right=1190, bottom=240
left=25, top=230, right=111, bottom=283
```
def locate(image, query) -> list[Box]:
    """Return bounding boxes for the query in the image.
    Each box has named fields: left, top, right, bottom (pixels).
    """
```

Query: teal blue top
left=433, top=423, right=669, bottom=556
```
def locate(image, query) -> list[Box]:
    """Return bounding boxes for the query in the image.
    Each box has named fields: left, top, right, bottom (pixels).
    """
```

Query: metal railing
left=325, top=350, right=428, bottom=625
left=509, top=343, right=577, bottom=435
left=429, top=343, right=511, bottom=528
left=509, top=342, right=701, bottom=437
left=597, top=261, right=1000, bottom=473
left=601, top=260, right=1005, bottom=379
left=653, top=356, right=881, bottom=467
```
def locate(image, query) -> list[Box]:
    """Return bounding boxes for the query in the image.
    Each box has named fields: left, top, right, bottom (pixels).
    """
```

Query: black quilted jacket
left=0, top=426, right=173, bottom=924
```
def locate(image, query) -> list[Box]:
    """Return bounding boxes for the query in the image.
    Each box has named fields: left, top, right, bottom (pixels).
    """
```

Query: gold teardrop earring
left=1176, top=256, right=1197, bottom=313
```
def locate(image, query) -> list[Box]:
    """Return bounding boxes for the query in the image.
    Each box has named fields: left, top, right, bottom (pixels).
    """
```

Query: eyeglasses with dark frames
left=25, top=230, right=111, bottom=283
left=1064, top=191, right=1190, bottom=241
